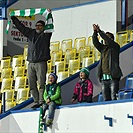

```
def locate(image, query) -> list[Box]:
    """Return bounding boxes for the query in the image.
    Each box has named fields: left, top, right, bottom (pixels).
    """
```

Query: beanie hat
left=36, top=20, right=45, bottom=27
left=49, top=73, right=58, bottom=81
left=80, top=67, right=90, bottom=76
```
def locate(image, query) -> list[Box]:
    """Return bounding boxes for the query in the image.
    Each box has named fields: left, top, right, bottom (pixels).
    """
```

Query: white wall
left=1, top=100, right=133, bottom=133
left=51, top=1, right=117, bottom=42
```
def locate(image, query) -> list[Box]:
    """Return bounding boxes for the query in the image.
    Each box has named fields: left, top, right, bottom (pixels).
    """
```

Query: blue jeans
left=101, top=79, right=119, bottom=101
left=42, top=101, right=57, bottom=120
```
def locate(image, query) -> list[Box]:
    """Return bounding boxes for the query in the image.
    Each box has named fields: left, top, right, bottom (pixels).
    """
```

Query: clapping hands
left=47, top=8, right=52, bottom=13
left=93, top=24, right=100, bottom=32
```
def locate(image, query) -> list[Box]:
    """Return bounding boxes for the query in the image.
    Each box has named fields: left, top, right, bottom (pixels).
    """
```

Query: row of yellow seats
left=50, top=36, right=95, bottom=54
left=116, top=30, right=133, bottom=47
left=50, top=30, right=133, bottom=54
left=0, top=76, right=28, bottom=92
left=1, top=88, right=30, bottom=112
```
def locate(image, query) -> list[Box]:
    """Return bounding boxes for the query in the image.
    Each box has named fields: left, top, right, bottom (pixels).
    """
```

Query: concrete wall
left=1, top=99, right=133, bottom=133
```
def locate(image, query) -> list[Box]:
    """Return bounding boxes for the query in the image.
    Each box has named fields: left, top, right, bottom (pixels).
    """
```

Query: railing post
left=2, top=92, right=6, bottom=113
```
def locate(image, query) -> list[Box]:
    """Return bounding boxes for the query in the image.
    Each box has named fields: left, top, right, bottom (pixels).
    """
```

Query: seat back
left=79, top=47, right=90, bottom=63
left=3, top=89, right=15, bottom=102
left=50, top=41, right=60, bottom=53
left=1, top=56, right=11, bottom=69
left=14, top=66, right=25, bottom=80
left=130, top=30, right=133, bottom=42
left=1, top=78, right=13, bottom=93
left=5, top=101, right=16, bottom=111
left=55, top=61, right=66, bottom=73
left=98, top=92, right=104, bottom=102
left=68, top=59, right=80, bottom=75
left=118, top=90, right=133, bottom=100
left=57, top=71, right=69, bottom=82
left=61, top=39, right=72, bottom=54
left=14, top=76, right=27, bottom=91
left=125, top=74, right=133, bottom=89
left=65, top=49, right=76, bottom=64
left=116, top=31, right=129, bottom=47
left=12, top=55, right=23, bottom=71
left=74, top=37, right=86, bottom=52
left=1, top=68, right=12, bottom=80
left=51, top=51, right=62, bottom=66
left=16, top=88, right=29, bottom=104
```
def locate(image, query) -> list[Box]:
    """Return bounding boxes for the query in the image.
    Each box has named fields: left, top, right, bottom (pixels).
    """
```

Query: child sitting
left=42, top=73, right=62, bottom=127
left=71, top=67, right=93, bottom=103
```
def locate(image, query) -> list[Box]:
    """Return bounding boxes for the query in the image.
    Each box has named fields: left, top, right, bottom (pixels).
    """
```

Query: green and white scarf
left=6, top=8, right=54, bottom=34
left=38, top=107, right=43, bottom=133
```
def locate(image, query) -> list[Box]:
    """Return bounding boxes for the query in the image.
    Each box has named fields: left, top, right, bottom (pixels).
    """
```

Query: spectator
left=92, top=24, right=123, bottom=101
left=42, top=73, right=62, bottom=127
left=11, top=9, right=53, bottom=108
left=71, top=67, right=93, bottom=103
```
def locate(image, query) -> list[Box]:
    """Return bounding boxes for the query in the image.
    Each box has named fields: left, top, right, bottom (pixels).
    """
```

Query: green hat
left=80, top=67, right=90, bottom=76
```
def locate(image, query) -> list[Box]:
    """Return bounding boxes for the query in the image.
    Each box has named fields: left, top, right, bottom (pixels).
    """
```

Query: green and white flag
left=38, top=107, right=44, bottom=133
left=6, top=8, right=54, bottom=34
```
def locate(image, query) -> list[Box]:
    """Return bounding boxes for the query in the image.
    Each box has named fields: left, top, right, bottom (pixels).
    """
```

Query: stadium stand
left=0, top=0, right=133, bottom=132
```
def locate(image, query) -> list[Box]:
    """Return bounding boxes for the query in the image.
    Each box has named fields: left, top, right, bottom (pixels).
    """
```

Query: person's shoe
left=31, top=104, right=40, bottom=109
left=46, top=119, right=53, bottom=127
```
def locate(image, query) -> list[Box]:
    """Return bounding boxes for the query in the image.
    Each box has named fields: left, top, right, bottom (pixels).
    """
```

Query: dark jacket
left=11, top=17, right=52, bottom=63
left=92, top=30, right=123, bottom=81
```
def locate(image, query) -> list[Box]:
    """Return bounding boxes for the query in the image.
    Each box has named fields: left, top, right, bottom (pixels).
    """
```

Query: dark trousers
left=101, top=79, right=119, bottom=101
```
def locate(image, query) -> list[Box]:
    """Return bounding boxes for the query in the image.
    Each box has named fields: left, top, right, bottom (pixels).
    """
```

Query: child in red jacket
left=71, top=67, right=93, bottom=103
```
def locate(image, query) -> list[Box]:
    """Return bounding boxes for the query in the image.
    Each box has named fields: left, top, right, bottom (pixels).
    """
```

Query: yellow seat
left=130, top=30, right=133, bottom=42
left=51, top=51, right=62, bottom=66
left=14, top=66, right=25, bottom=80
left=55, top=60, right=66, bottom=73
left=86, top=36, right=94, bottom=50
left=116, top=30, right=130, bottom=47
left=1, top=78, right=13, bottom=93
left=60, top=39, right=72, bottom=54
left=12, top=55, right=24, bottom=71
left=82, top=57, right=94, bottom=68
left=94, top=47, right=101, bottom=61
left=50, top=41, right=60, bottom=53
left=46, top=73, right=50, bottom=84
left=78, top=47, right=90, bottom=63
left=23, top=44, right=28, bottom=60
left=5, top=101, right=16, bottom=111
left=68, top=59, right=80, bottom=75
left=14, top=76, right=27, bottom=91
left=57, top=71, right=69, bottom=82
left=24, top=56, right=29, bottom=70
left=74, top=37, right=86, bottom=52
left=16, top=87, right=29, bottom=104
left=64, top=48, right=77, bottom=64
left=0, top=56, right=11, bottom=70
left=1, top=67, right=12, bottom=81
left=3, top=89, right=15, bottom=102
left=47, top=61, right=52, bottom=73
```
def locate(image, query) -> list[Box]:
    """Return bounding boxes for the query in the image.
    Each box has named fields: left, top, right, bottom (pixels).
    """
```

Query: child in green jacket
left=42, top=73, right=62, bottom=127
